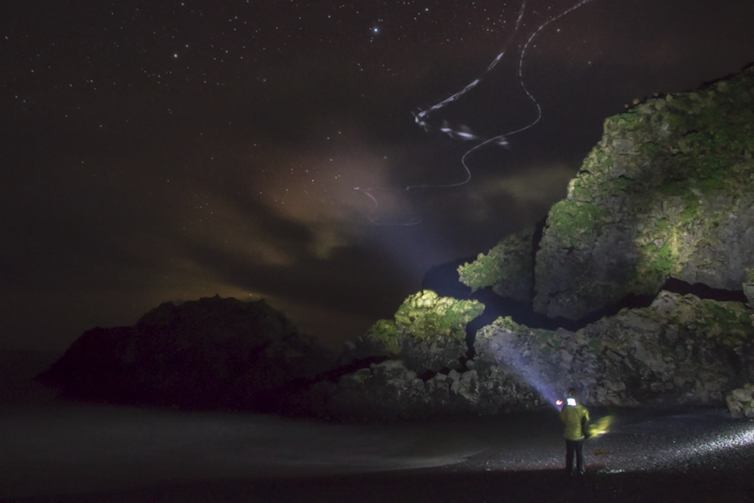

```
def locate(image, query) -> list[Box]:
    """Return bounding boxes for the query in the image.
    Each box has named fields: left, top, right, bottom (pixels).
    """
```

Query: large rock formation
left=478, top=291, right=754, bottom=407
left=37, top=296, right=336, bottom=410
left=313, top=291, right=754, bottom=420
left=534, top=66, right=754, bottom=320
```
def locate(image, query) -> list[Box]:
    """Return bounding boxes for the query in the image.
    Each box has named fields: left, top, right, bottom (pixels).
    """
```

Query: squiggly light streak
left=358, top=0, right=595, bottom=225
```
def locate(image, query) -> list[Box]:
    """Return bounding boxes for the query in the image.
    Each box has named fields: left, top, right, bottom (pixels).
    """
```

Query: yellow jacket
left=560, top=402, right=589, bottom=440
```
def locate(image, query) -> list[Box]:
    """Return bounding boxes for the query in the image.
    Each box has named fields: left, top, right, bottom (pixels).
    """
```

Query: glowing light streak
left=587, top=415, right=613, bottom=437
left=357, top=0, right=595, bottom=225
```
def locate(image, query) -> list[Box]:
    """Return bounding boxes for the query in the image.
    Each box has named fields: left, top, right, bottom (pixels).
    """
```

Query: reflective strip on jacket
left=560, top=403, right=589, bottom=440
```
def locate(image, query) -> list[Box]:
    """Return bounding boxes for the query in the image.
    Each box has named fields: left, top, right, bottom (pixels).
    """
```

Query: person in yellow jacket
left=559, top=388, right=589, bottom=475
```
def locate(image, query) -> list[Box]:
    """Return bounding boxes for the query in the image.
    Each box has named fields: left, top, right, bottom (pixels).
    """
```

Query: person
left=559, top=388, right=589, bottom=475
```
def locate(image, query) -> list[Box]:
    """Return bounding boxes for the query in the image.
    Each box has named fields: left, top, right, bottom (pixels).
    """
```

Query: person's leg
left=575, top=439, right=585, bottom=474
left=565, top=440, right=574, bottom=474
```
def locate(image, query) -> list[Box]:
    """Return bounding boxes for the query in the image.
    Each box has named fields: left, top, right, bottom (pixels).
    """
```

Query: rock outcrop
left=456, top=67, right=754, bottom=322
left=457, top=227, right=536, bottom=301
left=38, top=68, right=754, bottom=423
left=534, top=66, right=754, bottom=320
left=313, top=291, right=754, bottom=420
left=37, top=296, right=337, bottom=410
left=340, top=290, right=484, bottom=374
left=479, top=291, right=754, bottom=407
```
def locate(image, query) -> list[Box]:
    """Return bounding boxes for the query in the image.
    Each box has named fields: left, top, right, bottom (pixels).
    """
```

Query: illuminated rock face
left=528, top=66, right=754, bottom=320
left=457, top=227, right=536, bottom=301
left=342, top=290, right=484, bottom=373
left=476, top=291, right=754, bottom=408
left=320, top=291, right=754, bottom=420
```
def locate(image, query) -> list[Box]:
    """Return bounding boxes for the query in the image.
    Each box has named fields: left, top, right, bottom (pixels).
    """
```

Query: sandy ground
left=3, top=351, right=754, bottom=502
left=7, top=408, right=754, bottom=503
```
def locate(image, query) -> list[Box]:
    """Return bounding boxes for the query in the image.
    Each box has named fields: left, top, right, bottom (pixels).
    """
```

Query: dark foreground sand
left=9, top=453, right=754, bottom=503
left=35, top=466, right=751, bottom=503
left=5, top=407, right=754, bottom=503
left=3, top=352, right=754, bottom=502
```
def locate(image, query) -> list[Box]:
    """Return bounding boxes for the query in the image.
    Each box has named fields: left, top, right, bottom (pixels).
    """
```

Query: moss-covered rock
left=534, top=66, right=754, bottom=320
left=365, top=319, right=400, bottom=356
left=354, top=290, right=484, bottom=372
left=393, top=290, right=484, bottom=342
left=457, top=227, right=535, bottom=300
left=319, top=291, right=754, bottom=420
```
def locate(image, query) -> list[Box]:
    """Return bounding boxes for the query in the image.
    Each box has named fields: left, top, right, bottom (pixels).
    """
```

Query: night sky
left=3, top=0, right=754, bottom=352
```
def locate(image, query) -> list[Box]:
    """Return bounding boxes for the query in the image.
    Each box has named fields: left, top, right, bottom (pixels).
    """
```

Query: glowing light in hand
left=587, top=415, right=614, bottom=437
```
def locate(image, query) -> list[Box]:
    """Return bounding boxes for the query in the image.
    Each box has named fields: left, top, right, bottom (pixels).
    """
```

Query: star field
left=2, top=0, right=754, bottom=351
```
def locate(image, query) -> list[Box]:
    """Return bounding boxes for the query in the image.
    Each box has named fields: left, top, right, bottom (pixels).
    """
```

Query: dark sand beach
left=2, top=351, right=754, bottom=503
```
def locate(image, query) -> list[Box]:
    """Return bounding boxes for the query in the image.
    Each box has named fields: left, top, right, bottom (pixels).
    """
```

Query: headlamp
left=566, top=397, right=577, bottom=407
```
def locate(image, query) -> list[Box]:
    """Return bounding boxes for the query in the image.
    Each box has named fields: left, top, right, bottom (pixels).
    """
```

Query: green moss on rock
left=366, top=319, right=401, bottom=355
left=478, top=316, right=562, bottom=350
left=366, top=290, right=485, bottom=355
left=534, top=65, right=754, bottom=320
left=701, top=301, right=754, bottom=346
left=395, top=290, right=484, bottom=342
left=547, top=200, right=612, bottom=248
left=457, top=227, right=534, bottom=299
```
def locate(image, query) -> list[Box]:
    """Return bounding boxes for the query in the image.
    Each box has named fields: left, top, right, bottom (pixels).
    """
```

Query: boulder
left=726, top=384, right=754, bottom=419
left=343, top=290, right=484, bottom=373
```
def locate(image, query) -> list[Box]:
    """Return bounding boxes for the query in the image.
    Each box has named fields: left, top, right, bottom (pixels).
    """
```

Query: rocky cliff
left=535, top=66, right=754, bottom=320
